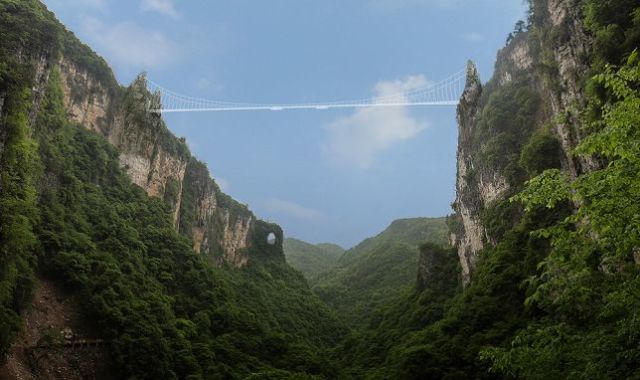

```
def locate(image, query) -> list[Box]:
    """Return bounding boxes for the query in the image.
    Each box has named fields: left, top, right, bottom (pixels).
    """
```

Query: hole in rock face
left=267, top=232, right=276, bottom=246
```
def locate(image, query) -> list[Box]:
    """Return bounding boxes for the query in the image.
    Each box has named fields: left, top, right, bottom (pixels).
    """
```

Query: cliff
left=16, top=7, right=279, bottom=267
left=1, top=3, right=344, bottom=378
left=342, top=0, right=640, bottom=376
left=452, top=0, right=597, bottom=284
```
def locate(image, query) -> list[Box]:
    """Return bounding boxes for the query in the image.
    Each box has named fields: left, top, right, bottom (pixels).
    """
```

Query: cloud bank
left=140, top=0, right=180, bottom=18
left=82, top=17, right=178, bottom=68
left=264, top=199, right=324, bottom=221
left=321, top=75, right=429, bottom=170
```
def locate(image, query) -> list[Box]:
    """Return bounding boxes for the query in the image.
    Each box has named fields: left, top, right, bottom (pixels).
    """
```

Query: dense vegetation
left=484, top=48, right=640, bottom=380
left=283, top=238, right=344, bottom=282
left=336, top=1, right=640, bottom=379
left=0, top=1, right=344, bottom=378
left=1, top=0, right=639, bottom=379
left=0, top=0, right=55, bottom=359
left=312, top=218, right=448, bottom=328
left=16, top=66, right=344, bottom=379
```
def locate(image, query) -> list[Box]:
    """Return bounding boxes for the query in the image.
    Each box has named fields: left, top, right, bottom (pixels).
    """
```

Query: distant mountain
left=284, top=238, right=344, bottom=282
left=313, top=217, right=449, bottom=327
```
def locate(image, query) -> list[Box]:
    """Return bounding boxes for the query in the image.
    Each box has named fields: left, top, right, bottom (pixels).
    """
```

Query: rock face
left=452, top=37, right=539, bottom=285
left=541, top=0, right=601, bottom=175
left=452, top=61, right=486, bottom=284
left=179, top=159, right=257, bottom=266
left=59, top=63, right=189, bottom=227
left=20, top=36, right=278, bottom=268
left=451, top=0, right=600, bottom=285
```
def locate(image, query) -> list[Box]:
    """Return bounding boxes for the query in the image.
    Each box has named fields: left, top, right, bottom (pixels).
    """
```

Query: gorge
left=1, top=0, right=640, bottom=379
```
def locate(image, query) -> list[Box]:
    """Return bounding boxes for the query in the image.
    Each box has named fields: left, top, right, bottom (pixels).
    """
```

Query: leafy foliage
left=484, top=52, right=640, bottom=378
left=2, top=1, right=640, bottom=379
left=519, top=130, right=563, bottom=176
left=338, top=3, right=640, bottom=379
left=23, top=68, right=343, bottom=379
left=0, top=74, right=40, bottom=357
left=0, top=2, right=345, bottom=377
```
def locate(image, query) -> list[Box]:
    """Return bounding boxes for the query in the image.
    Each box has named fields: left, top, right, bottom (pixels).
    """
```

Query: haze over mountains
left=313, top=217, right=449, bottom=326
left=283, top=238, right=344, bottom=282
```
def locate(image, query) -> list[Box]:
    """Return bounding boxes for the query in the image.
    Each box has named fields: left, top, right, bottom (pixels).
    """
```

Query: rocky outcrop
left=451, top=0, right=601, bottom=285
left=451, top=51, right=534, bottom=284
left=27, top=53, right=54, bottom=127
left=417, top=244, right=442, bottom=290
left=59, top=63, right=189, bottom=227
left=452, top=61, right=485, bottom=284
left=220, top=211, right=254, bottom=267
left=15, top=34, right=277, bottom=268
left=180, top=159, right=256, bottom=266
left=58, top=58, right=112, bottom=135
left=540, top=0, right=600, bottom=175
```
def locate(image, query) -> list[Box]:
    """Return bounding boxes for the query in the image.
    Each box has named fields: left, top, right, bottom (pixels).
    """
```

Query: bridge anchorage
left=147, top=62, right=475, bottom=114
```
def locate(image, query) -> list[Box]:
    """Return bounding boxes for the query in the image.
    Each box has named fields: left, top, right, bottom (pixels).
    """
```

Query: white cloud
left=463, top=32, right=485, bottom=43
left=321, top=75, right=429, bottom=170
left=82, top=17, right=179, bottom=68
left=265, top=199, right=324, bottom=221
left=140, top=0, right=180, bottom=18
left=216, top=177, right=231, bottom=193
left=46, top=0, right=108, bottom=12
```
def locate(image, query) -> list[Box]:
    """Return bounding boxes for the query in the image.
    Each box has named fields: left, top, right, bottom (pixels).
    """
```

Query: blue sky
left=43, top=0, right=527, bottom=248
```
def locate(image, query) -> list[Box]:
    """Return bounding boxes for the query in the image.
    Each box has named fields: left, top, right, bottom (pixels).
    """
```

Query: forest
left=1, top=0, right=640, bottom=378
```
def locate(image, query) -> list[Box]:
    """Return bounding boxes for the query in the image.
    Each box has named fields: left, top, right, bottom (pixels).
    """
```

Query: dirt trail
left=0, top=279, right=115, bottom=380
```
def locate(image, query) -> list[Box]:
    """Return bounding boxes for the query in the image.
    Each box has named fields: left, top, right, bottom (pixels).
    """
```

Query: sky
left=42, top=0, right=527, bottom=248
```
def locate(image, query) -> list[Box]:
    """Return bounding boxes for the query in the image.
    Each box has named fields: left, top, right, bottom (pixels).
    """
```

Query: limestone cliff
left=451, top=61, right=485, bottom=283
left=16, top=21, right=279, bottom=268
left=452, top=0, right=597, bottom=284
left=537, top=0, right=601, bottom=175
left=179, top=158, right=258, bottom=266
left=452, top=38, right=539, bottom=284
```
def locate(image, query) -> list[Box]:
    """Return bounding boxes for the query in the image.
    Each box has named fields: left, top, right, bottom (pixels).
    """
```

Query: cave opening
left=267, top=232, right=276, bottom=245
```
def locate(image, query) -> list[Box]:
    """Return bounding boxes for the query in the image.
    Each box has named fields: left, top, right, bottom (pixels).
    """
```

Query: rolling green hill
left=284, top=238, right=344, bottom=282
left=312, top=217, right=449, bottom=327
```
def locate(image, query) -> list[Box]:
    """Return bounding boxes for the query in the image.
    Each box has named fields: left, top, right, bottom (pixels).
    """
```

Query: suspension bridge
left=147, top=62, right=475, bottom=113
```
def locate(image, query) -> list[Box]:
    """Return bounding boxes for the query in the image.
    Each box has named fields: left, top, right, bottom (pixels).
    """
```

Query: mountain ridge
left=312, top=217, right=449, bottom=327
left=283, top=238, right=344, bottom=282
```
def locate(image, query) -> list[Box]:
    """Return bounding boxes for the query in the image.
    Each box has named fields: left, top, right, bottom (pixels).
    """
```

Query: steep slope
left=344, top=1, right=640, bottom=378
left=451, top=0, right=609, bottom=284
left=338, top=243, right=460, bottom=379
left=0, top=1, right=345, bottom=378
left=33, top=9, right=256, bottom=267
left=313, top=217, right=449, bottom=327
left=284, top=238, right=344, bottom=282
